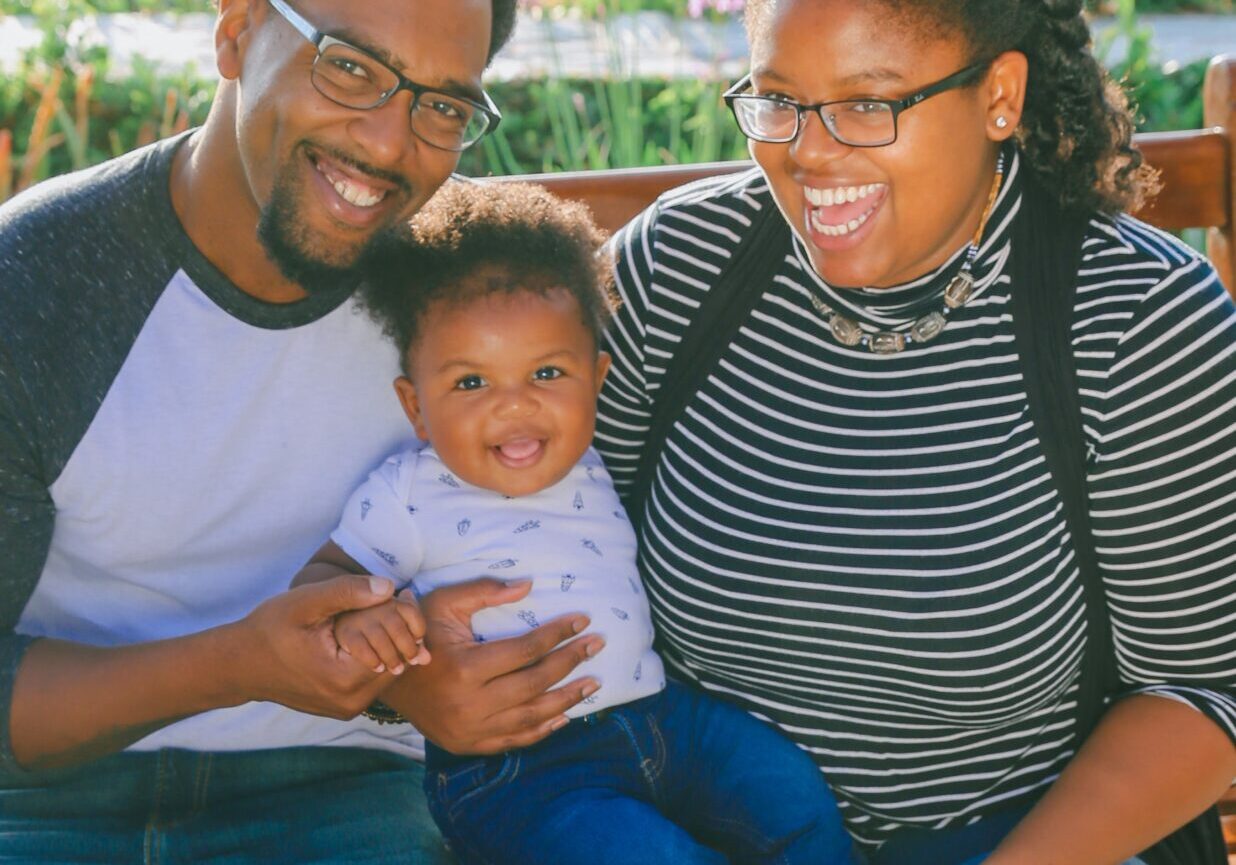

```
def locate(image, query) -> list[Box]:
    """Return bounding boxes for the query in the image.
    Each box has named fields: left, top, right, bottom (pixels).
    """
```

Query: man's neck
left=169, top=116, right=311, bottom=305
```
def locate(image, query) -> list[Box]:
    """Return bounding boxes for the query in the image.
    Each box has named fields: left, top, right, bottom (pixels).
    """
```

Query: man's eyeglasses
left=723, top=62, right=989, bottom=148
left=268, top=0, right=501, bottom=152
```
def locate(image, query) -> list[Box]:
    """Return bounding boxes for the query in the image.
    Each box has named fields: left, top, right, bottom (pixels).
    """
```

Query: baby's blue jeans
left=423, top=680, right=862, bottom=865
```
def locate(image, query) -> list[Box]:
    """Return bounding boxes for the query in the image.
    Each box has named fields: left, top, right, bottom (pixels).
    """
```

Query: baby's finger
left=393, top=593, right=427, bottom=641
left=337, top=630, right=384, bottom=673
left=381, top=617, right=424, bottom=667
left=363, top=626, right=406, bottom=675
left=409, top=641, right=432, bottom=666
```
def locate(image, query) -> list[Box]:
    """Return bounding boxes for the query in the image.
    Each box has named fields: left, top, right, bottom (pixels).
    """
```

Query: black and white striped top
left=593, top=151, right=1236, bottom=848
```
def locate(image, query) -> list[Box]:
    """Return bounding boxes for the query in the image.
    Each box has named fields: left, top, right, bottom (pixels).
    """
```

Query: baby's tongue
left=498, top=438, right=541, bottom=460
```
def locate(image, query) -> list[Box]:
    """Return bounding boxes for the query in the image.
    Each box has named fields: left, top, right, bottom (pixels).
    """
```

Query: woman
left=593, top=0, right=1236, bottom=861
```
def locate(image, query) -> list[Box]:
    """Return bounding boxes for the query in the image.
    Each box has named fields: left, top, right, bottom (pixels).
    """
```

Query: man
left=0, top=1, right=595, bottom=860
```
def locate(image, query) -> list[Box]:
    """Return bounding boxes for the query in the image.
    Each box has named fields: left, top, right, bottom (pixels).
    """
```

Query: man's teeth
left=809, top=209, right=871, bottom=237
left=331, top=177, right=385, bottom=208
left=803, top=183, right=881, bottom=208
left=315, top=159, right=388, bottom=208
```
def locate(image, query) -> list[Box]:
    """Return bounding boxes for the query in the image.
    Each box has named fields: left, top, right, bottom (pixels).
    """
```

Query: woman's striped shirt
left=593, top=151, right=1236, bottom=848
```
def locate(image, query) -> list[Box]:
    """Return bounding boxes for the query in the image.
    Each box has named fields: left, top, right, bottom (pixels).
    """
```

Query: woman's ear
left=985, top=50, right=1029, bottom=141
left=215, top=0, right=255, bottom=81
left=393, top=376, right=430, bottom=442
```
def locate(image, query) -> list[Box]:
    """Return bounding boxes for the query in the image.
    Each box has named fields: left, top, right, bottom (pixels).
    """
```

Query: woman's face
left=747, top=0, right=1014, bottom=289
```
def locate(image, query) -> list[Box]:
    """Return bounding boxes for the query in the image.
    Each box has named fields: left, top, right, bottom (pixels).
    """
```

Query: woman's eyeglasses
left=268, top=0, right=501, bottom=152
left=723, top=62, right=989, bottom=148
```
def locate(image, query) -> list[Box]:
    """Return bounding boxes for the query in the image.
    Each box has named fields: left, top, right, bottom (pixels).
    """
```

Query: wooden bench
left=515, top=54, right=1236, bottom=859
left=517, top=54, right=1236, bottom=299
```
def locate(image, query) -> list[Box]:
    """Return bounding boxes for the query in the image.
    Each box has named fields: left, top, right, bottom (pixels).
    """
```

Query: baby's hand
left=334, top=590, right=430, bottom=675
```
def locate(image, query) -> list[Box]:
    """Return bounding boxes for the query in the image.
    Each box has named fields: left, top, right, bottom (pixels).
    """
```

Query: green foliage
left=457, top=77, right=749, bottom=176
left=1096, top=0, right=1209, bottom=132
left=2, top=0, right=213, bottom=12
left=0, top=0, right=1217, bottom=194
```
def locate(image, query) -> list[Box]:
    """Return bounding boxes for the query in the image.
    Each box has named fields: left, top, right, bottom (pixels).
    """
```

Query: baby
left=299, top=181, right=861, bottom=865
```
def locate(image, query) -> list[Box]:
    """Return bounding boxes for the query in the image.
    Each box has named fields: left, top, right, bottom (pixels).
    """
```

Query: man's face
left=227, top=0, right=492, bottom=293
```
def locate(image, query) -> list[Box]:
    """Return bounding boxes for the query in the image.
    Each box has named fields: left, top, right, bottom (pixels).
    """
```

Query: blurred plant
left=2, top=55, right=210, bottom=198
left=687, top=0, right=744, bottom=18
left=457, top=76, right=748, bottom=175
left=1094, top=0, right=1208, bottom=131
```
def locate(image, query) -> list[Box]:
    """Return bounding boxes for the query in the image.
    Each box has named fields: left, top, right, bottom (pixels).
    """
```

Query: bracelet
left=362, top=699, right=408, bottom=725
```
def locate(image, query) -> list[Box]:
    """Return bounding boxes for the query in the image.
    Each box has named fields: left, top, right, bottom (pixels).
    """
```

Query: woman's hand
left=378, top=578, right=604, bottom=755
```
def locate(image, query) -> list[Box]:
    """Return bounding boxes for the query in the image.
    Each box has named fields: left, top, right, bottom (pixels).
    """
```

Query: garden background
left=0, top=0, right=1232, bottom=207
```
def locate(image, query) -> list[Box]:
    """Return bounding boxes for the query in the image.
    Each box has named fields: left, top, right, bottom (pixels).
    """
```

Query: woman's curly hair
left=744, top=0, right=1159, bottom=215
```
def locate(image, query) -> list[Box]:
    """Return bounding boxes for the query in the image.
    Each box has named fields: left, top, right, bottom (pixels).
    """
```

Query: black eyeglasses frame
left=723, top=61, right=990, bottom=148
left=267, top=0, right=501, bottom=152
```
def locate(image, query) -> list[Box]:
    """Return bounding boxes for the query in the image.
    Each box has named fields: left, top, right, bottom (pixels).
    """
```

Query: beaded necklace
left=809, top=152, right=1007, bottom=354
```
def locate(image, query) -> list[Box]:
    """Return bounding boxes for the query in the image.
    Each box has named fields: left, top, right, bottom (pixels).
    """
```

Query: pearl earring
left=995, top=116, right=1009, bottom=129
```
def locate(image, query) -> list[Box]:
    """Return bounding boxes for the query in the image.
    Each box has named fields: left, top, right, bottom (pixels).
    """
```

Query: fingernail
left=550, top=717, right=569, bottom=731
left=373, top=664, right=385, bottom=674
left=573, top=617, right=590, bottom=634
left=368, top=576, right=392, bottom=595
left=504, top=579, right=532, bottom=588
left=391, top=664, right=405, bottom=676
left=582, top=681, right=600, bottom=698
left=585, top=637, right=605, bottom=657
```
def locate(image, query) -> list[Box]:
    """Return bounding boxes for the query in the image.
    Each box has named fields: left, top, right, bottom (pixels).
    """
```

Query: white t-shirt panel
left=18, top=269, right=427, bottom=758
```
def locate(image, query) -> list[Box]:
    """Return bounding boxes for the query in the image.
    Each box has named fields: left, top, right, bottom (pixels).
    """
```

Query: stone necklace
left=809, top=152, right=1007, bottom=354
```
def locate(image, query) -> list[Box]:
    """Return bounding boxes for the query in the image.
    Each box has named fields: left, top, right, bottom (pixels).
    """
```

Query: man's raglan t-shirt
left=0, top=134, right=427, bottom=769
left=331, top=445, right=666, bottom=717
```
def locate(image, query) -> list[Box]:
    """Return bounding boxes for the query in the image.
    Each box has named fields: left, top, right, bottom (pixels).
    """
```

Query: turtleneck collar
left=789, top=144, right=1023, bottom=333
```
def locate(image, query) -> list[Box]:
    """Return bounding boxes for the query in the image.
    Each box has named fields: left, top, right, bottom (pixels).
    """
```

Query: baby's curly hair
left=361, top=180, right=616, bottom=374
left=744, top=0, right=1159, bottom=216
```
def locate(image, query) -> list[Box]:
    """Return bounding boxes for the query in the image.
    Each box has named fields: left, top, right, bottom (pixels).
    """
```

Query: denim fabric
left=0, top=746, right=450, bottom=864
left=876, top=805, right=1148, bottom=865
left=423, top=681, right=861, bottom=865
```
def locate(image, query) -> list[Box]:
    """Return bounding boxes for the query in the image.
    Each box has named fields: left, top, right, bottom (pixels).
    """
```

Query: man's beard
left=256, top=162, right=390, bottom=298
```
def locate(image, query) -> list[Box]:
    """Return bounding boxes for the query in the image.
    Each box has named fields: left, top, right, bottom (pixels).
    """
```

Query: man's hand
left=380, top=578, right=604, bottom=755
left=222, top=575, right=411, bottom=719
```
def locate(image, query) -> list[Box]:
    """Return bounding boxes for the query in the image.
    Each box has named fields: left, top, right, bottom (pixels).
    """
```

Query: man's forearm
left=9, top=626, right=247, bottom=771
left=987, top=694, right=1236, bottom=865
left=8, top=575, right=407, bottom=772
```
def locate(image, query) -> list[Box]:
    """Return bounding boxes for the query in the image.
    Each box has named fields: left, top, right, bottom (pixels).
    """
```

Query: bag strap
left=627, top=195, right=792, bottom=526
left=1007, top=179, right=1115, bottom=735
left=1010, top=182, right=1227, bottom=865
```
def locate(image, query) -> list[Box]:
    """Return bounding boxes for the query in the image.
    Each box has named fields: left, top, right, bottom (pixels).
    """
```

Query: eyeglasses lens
left=734, top=97, right=896, bottom=147
left=312, top=43, right=489, bottom=151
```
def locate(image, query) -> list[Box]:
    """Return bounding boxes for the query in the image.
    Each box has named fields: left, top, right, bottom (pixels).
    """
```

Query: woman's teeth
left=803, top=183, right=881, bottom=207
left=810, top=209, right=871, bottom=236
left=804, top=183, right=884, bottom=236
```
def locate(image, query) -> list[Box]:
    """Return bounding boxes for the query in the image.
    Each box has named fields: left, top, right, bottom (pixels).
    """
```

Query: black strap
left=1009, top=179, right=1226, bottom=865
left=1007, top=179, right=1114, bottom=734
left=626, top=196, right=792, bottom=526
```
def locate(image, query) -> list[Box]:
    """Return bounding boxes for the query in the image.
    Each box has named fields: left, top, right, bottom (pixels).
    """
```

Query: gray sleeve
left=0, top=340, right=52, bottom=776
left=0, top=137, right=186, bottom=777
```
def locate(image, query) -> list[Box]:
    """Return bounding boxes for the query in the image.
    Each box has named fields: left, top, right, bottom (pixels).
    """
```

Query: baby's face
left=396, top=283, right=610, bottom=497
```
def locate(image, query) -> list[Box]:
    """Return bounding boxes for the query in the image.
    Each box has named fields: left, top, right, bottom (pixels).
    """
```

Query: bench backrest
left=511, top=55, right=1236, bottom=297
